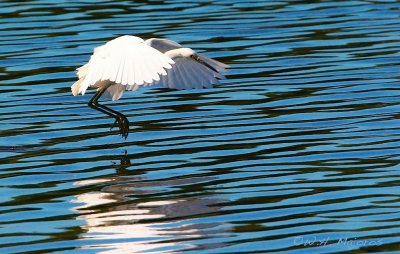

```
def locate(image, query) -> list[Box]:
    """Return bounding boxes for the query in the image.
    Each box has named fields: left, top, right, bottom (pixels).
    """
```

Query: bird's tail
left=71, top=64, right=90, bottom=96
left=71, top=78, right=84, bottom=96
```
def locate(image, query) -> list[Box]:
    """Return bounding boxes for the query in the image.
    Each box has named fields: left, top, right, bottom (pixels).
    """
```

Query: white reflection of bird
left=71, top=35, right=229, bottom=138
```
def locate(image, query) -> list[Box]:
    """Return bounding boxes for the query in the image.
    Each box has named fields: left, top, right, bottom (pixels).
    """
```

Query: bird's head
left=165, top=48, right=196, bottom=59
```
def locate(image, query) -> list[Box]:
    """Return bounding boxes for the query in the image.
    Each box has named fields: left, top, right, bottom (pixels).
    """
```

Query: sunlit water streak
left=0, top=0, right=400, bottom=253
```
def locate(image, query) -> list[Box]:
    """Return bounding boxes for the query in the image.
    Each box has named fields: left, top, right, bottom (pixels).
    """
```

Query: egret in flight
left=72, top=35, right=229, bottom=138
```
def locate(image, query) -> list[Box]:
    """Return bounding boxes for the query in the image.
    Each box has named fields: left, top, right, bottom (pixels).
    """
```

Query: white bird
left=72, top=35, right=229, bottom=138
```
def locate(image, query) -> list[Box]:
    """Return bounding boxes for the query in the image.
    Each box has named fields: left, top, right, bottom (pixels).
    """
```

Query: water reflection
left=1, top=0, right=400, bottom=253
left=72, top=153, right=227, bottom=253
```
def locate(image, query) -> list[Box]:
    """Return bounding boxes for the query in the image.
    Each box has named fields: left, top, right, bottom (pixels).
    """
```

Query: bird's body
left=72, top=35, right=228, bottom=138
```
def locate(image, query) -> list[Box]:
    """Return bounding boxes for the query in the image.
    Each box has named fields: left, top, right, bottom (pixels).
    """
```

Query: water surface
left=1, top=0, right=400, bottom=253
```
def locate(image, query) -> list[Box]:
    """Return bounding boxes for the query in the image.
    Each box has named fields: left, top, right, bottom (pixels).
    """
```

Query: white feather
left=71, top=36, right=228, bottom=101
left=102, top=83, right=125, bottom=101
left=71, top=35, right=174, bottom=97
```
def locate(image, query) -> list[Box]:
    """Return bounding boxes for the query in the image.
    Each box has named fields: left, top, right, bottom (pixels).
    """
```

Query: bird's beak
left=191, top=55, right=218, bottom=73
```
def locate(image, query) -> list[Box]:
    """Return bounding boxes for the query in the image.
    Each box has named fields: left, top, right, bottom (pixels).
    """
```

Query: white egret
left=72, top=35, right=229, bottom=138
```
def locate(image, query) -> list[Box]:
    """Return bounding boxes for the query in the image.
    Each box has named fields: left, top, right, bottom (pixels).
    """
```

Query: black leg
left=88, top=86, right=130, bottom=139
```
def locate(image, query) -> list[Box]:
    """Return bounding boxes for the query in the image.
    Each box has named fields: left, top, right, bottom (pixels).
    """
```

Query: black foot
left=88, top=86, right=130, bottom=139
left=110, top=115, right=130, bottom=139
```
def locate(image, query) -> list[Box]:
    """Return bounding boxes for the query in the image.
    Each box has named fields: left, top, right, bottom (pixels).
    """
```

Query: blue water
left=1, top=0, right=400, bottom=253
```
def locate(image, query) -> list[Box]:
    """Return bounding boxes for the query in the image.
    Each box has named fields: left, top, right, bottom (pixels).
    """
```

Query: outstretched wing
left=145, top=38, right=183, bottom=53
left=72, top=35, right=174, bottom=96
left=197, top=53, right=229, bottom=74
left=156, top=57, right=225, bottom=90
left=145, top=37, right=229, bottom=90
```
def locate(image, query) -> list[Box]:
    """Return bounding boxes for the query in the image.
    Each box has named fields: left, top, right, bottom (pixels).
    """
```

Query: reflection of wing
left=72, top=35, right=174, bottom=96
left=71, top=175, right=226, bottom=254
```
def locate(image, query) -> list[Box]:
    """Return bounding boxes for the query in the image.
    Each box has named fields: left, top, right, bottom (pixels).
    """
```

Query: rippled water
left=1, top=0, right=400, bottom=253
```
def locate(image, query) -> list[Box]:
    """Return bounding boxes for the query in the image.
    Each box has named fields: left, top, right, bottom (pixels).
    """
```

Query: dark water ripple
left=1, top=0, right=400, bottom=253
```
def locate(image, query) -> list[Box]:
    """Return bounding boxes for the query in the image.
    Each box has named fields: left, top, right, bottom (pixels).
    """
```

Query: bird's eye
left=191, top=55, right=201, bottom=61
